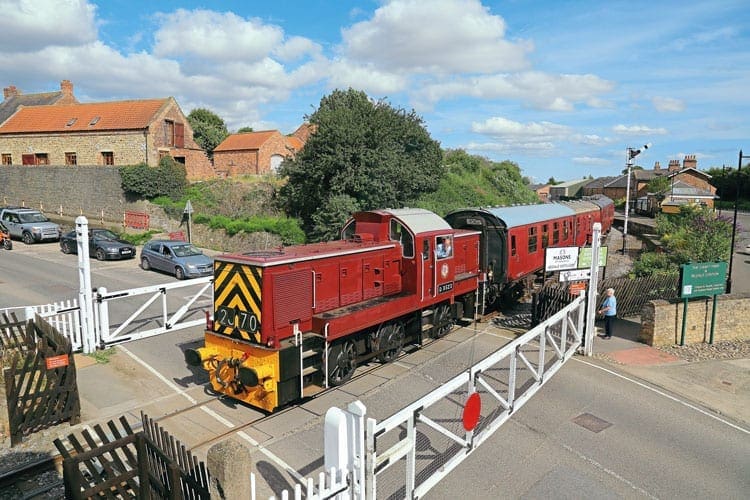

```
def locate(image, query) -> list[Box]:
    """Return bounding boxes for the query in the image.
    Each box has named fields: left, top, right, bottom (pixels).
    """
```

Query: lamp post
left=727, top=149, right=748, bottom=294
left=622, top=143, right=650, bottom=253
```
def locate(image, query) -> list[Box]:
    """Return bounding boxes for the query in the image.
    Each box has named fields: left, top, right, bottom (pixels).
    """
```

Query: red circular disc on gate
left=462, top=392, right=482, bottom=431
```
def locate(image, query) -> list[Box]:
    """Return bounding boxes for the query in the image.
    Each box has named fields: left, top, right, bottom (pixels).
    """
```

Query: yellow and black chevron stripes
left=213, top=261, right=263, bottom=343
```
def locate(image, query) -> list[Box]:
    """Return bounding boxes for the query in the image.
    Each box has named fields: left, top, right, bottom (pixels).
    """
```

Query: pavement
left=3, top=315, right=748, bottom=495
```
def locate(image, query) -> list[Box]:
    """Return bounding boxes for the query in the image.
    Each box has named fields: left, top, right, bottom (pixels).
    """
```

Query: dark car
left=140, top=240, right=213, bottom=280
left=60, top=229, right=136, bottom=260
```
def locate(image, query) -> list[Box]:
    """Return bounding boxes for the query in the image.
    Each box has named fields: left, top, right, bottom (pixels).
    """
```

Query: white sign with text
left=544, top=246, right=579, bottom=272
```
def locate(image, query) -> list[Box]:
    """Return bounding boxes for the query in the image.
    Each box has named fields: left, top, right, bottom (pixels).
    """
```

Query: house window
left=65, top=152, right=77, bottom=165
left=1, top=154, right=10, bottom=165
left=35, top=153, right=49, bottom=165
left=101, top=152, right=114, bottom=165
left=528, top=227, right=538, bottom=253
left=164, top=120, right=175, bottom=147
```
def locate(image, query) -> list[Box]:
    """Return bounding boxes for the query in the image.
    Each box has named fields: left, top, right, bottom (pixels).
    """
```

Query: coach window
left=542, top=224, right=549, bottom=248
left=552, top=222, right=559, bottom=245
left=510, top=235, right=517, bottom=256
left=528, top=227, right=537, bottom=253
left=563, top=220, right=569, bottom=240
left=390, top=219, right=414, bottom=258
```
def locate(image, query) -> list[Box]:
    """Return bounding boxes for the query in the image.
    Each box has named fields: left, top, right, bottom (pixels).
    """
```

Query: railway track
left=0, top=455, right=63, bottom=499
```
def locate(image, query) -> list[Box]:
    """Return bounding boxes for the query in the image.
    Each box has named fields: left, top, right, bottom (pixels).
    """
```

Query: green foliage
left=118, top=230, right=160, bottom=246
left=415, top=149, right=538, bottom=215
left=193, top=214, right=305, bottom=244
left=237, top=126, right=254, bottom=133
left=187, top=108, right=229, bottom=158
left=87, top=347, right=117, bottom=364
left=647, top=175, right=671, bottom=196
left=276, top=88, right=443, bottom=241
left=706, top=164, right=750, bottom=204
left=119, top=157, right=188, bottom=199
left=632, top=252, right=676, bottom=277
left=634, top=204, right=732, bottom=276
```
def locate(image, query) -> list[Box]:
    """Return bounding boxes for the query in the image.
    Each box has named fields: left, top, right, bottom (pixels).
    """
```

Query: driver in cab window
left=436, top=236, right=452, bottom=259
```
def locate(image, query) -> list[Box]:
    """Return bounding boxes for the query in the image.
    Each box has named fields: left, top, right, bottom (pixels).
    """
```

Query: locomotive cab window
left=390, top=220, right=414, bottom=258
left=341, top=220, right=356, bottom=240
left=436, top=235, right=453, bottom=259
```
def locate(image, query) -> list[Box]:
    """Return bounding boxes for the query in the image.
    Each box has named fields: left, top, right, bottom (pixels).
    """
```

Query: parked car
left=0, top=220, right=12, bottom=250
left=0, top=207, right=61, bottom=244
left=140, top=240, right=213, bottom=279
left=60, top=229, right=136, bottom=260
left=743, top=243, right=750, bottom=255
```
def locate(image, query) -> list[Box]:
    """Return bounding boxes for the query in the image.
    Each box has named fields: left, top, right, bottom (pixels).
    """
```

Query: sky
left=1, top=0, right=748, bottom=183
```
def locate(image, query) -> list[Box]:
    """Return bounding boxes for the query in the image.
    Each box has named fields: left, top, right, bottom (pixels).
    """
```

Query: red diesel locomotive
left=445, top=196, right=613, bottom=306
left=186, top=208, right=481, bottom=412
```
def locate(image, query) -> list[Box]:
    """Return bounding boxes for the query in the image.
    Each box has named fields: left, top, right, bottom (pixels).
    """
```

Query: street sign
left=578, top=246, right=608, bottom=269
left=183, top=200, right=194, bottom=214
left=680, top=262, right=727, bottom=298
left=545, top=246, right=579, bottom=271
left=559, top=269, right=591, bottom=282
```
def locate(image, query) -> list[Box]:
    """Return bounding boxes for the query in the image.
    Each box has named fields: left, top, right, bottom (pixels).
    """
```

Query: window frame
left=65, top=152, right=77, bottom=166
left=1, top=154, right=11, bottom=165
left=528, top=226, right=538, bottom=253
left=101, top=151, right=114, bottom=165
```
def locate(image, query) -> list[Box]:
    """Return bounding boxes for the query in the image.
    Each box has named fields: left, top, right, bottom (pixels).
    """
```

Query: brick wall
left=213, top=150, right=259, bottom=176
left=258, top=133, right=290, bottom=174
left=640, top=294, right=750, bottom=345
left=0, top=165, right=145, bottom=221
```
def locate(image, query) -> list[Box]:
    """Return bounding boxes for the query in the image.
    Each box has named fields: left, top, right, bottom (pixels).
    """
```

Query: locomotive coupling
left=184, top=347, right=218, bottom=367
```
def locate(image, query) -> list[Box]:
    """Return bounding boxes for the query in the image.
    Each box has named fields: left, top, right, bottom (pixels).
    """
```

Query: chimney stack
left=682, top=154, right=697, bottom=170
left=60, top=80, right=73, bottom=95
left=3, top=85, right=19, bottom=100
left=668, top=160, right=681, bottom=173
left=653, top=161, right=661, bottom=171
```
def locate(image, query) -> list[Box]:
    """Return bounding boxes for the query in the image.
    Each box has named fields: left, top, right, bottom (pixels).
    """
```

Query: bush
left=632, top=252, right=677, bottom=277
left=193, top=214, right=305, bottom=245
left=119, top=157, right=188, bottom=199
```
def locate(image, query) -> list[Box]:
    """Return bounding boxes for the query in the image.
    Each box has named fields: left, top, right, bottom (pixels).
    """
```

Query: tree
left=187, top=108, right=229, bottom=159
left=237, top=126, right=254, bottom=133
left=276, top=89, right=443, bottom=240
left=634, top=205, right=733, bottom=276
left=646, top=175, right=672, bottom=202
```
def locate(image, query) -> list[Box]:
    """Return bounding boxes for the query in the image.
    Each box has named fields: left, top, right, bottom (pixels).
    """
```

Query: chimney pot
left=3, top=85, right=19, bottom=100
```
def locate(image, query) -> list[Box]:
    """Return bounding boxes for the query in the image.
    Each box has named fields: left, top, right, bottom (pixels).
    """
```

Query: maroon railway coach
left=186, top=208, right=481, bottom=412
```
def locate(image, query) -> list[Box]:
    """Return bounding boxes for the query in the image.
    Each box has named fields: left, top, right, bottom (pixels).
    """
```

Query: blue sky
left=1, top=0, right=748, bottom=183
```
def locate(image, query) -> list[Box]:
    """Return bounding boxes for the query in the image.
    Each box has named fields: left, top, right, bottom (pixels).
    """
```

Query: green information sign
left=577, top=246, right=608, bottom=269
left=680, top=262, right=727, bottom=298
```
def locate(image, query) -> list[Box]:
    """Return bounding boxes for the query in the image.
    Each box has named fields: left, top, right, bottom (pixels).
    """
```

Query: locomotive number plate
left=465, top=217, right=484, bottom=226
left=216, top=306, right=260, bottom=333
left=438, top=282, right=454, bottom=294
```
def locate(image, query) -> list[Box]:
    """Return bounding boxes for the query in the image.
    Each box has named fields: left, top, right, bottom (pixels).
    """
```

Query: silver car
left=140, top=240, right=213, bottom=280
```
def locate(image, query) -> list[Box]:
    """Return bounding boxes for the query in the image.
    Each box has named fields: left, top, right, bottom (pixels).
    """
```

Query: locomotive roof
left=377, top=208, right=451, bottom=234
left=449, top=204, right=576, bottom=228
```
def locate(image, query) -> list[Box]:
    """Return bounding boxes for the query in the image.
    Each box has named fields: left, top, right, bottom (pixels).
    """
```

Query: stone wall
left=0, top=131, right=147, bottom=166
left=640, top=294, right=750, bottom=346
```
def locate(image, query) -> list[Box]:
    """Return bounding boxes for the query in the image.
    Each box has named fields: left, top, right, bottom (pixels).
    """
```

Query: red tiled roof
left=214, top=130, right=279, bottom=152
left=0, top=99, right=168, bottom=133
left=285, top=136, right=303, bottom=151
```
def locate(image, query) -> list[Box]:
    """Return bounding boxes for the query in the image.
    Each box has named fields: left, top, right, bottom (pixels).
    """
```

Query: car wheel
left=175, top=267, right=185, bottom=280
left=61, top=241, right=73, bottom=254
left=22, top=232, right=34, bottom=245
left=141, top=257, right=151, bottom=270
left=95, top=248, right=106, bottom=261
left=3, top=239, right=11, bottom=250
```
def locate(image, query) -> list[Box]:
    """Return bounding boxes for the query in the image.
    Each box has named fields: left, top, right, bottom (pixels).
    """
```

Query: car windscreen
left=171, top=244, right=202, bottom=257
left=19, top=213, right=50, bottom=223
left=95, top=230, right=119, bottom=240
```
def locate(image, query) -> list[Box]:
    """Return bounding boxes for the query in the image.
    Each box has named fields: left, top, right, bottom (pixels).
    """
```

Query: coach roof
left=451, top=204, right=576, bottom=229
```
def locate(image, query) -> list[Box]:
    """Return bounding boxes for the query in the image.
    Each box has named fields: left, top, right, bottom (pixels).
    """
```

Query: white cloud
left=472, top=117, right=571, bottom=139
left=573, top=156, right=609, bottom=165
left=328, top=60, right=408, bottom=95
left=153, top=9, right=284, bottom=62
left=613, top=124, right=669, bottom=135
left=274, top=36, right=323, bottom=62
left=0, top=0, right=98, bottom=51
left=652, top=96, right=685, bottom=112
left=416, top=72, right=614, bottom=111
left=340, top=0, right=531, bottom=74
left=465, top=140, right=557, bottom=155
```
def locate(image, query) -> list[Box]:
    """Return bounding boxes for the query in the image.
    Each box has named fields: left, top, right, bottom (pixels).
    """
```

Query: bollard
left=207, top=439, right=253, bottom=499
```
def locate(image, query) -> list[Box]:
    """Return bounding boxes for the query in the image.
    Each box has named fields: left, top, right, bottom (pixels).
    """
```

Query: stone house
left=548, top=178, right=590, bottom=200
left=0, top=95, right=214, bottom=180
left=528, top=183, right=551, bottom=202
left=213, top=127, right=307, bottom=177
left=0, top=80, right=79, bottom=127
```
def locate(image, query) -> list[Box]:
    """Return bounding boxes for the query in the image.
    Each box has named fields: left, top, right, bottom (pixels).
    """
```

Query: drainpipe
left=144, top=129, right=148, bottom=164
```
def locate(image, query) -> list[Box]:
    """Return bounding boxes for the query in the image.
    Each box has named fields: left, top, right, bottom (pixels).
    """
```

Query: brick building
left=213, top=128, right=307, bottom=176
left=0, top=79, right=78, bottom=126
left=0, top=95, right=214, bottom=180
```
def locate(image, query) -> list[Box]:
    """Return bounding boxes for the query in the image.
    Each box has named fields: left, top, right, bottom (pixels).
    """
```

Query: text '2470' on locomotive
left=185, top=208, right=481, bottom=412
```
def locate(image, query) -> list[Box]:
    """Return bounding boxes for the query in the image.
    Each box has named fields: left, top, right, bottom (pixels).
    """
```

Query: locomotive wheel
left=328, top=341, right=357, bottom=386
left=376, top=322, right=405, bottom=363
left=431, top=304, right=454, bottom=338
